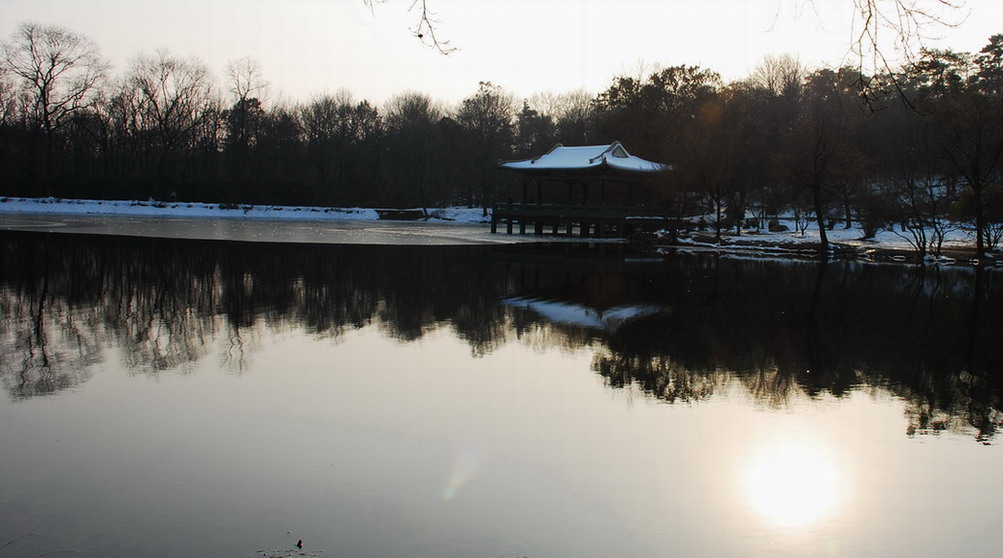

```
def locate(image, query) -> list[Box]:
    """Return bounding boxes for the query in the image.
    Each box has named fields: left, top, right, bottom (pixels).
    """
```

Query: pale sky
left=2, top=0, right=1001, bottom=106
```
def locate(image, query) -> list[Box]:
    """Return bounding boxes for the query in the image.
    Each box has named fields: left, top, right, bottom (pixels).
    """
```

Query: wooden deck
left=490, top=203, right=673, bottom=238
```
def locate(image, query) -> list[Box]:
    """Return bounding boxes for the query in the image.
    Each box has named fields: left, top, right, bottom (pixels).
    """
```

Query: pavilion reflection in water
left=0, top=231, right=1000, bottom=441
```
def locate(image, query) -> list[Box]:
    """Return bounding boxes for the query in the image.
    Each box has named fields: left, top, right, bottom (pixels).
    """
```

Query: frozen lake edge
left=0, top=197, right=997, bottom=263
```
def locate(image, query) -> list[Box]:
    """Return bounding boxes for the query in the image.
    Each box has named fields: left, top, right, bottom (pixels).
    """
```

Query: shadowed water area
left=1, top=231, right=1001, bottom=557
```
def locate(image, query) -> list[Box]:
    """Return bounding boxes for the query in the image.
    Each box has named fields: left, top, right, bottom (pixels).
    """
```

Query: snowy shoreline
left=0, top=196, right=491, bottom=224
left=0, top=196, right=997, bottom=264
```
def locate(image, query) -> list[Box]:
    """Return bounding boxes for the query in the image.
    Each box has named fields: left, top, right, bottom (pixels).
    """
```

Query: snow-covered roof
left=500, top=142, right=671, bottom=174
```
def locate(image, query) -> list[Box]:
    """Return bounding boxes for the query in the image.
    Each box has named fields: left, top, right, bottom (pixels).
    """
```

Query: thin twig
left=363, top=0, right=456, bottom=54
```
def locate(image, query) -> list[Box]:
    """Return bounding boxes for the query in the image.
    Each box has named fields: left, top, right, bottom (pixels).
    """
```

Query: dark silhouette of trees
left=910, top=45, right=1003, bottom=257
left=456, top=81, right=515, bottom=214
left=552, top=89, right=596, bottom=145
left=513, top=101, right=556, bottom=157
left=679, top=85, right=757, bottom=239
left=117, top=50, right=219, bottom=200
left=222, top=57, right=268, bottom=198
left=383, top=91, right=443, bottom=206
left=780, top=68, right=864, bottom=252
left=301, top=91, right=385, bottom=206
left=1, top=22, right=108, bottom=141
left=1, top=22, right=108, bottom=195
left=595, top=65, right=721, bottom=164
left=0, top=21, right=1002, bottom=255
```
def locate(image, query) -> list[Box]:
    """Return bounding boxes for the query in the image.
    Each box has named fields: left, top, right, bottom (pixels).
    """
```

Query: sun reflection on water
left=740, top=439, right=845, bottom=529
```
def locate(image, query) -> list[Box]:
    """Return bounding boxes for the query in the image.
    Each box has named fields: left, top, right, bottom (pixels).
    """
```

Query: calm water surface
left=1, top=231, right=1001, bottom=557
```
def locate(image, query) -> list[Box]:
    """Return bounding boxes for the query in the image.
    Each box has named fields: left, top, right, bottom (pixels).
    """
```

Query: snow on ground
left=783, top=220, right=975, bottom=252
left=0, top=197, right=992, bottom=259
left=0, top=196, right=491, bottom=224
left=668, top=218, right=980, bottom=255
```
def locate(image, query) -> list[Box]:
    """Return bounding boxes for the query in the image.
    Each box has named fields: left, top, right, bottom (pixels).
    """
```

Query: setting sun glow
left=740, top=440, right=845, bottom=528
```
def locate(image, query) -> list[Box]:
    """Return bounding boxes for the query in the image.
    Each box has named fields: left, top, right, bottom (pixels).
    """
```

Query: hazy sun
left=740, top=440, right=844, bottom=528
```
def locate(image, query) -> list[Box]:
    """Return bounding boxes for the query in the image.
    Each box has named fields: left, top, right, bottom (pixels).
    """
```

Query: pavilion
left=493, top=142, right=672, bottom=237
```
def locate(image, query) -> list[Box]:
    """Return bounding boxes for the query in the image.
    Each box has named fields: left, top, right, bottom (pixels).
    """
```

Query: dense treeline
left=1, top=23, right=1002, bottom=253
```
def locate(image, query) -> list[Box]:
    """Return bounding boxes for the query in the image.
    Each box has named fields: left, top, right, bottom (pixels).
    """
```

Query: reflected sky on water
left=1, top=231, right=1001, bottom=557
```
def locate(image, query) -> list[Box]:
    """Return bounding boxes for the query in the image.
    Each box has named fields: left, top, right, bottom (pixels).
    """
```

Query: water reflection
left=1, top=232, right=1000, bottom=441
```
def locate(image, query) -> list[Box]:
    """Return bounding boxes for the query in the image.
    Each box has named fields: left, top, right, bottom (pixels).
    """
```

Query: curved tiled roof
left=500, top=142, right=671, bottom=174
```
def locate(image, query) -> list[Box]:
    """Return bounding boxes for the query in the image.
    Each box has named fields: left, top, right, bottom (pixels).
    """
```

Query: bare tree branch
left=362, top=0, right=456, bottom=54
left=841, top=0, right=966, bottom=105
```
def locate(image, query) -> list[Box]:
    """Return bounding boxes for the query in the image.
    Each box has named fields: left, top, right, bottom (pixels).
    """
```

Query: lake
left=1, top=228, right=1001, bottom=557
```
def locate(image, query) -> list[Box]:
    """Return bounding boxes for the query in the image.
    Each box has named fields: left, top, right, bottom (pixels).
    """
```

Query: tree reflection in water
left=1, top=232, right=1000, bottom=441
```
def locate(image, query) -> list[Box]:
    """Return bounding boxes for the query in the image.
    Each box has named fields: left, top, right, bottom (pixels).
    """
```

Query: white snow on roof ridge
left=500, top=141, right=669, bottom=173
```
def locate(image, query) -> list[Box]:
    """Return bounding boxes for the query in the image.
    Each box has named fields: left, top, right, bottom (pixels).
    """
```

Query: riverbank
left=0, top=196, right=490, bottom=223
left=0, top=196, right=998, bottom=264
left=644, top=228, right=998, bottom=266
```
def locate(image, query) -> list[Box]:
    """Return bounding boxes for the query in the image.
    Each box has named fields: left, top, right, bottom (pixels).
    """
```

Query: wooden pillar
left=491, top=215, right=497, bottom=233
left=522, top=179, right=528, bottom=204
left=537, top=181, right=543, bottom=205
left=506, top=219, right=513, bottom=234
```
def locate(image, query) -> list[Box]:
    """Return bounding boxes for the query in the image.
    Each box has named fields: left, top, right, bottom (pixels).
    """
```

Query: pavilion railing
left=490, top=202, right=673, bottom=237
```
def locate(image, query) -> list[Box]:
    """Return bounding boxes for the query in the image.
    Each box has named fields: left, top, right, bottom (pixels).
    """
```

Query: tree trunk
left=973, top=180, right=986, bottom=257
left=811, top=181, right=829, bottom=252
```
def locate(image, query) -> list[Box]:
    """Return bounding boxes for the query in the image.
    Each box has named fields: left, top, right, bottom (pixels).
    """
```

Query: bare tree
left=681, top=89, right=739, bottom=241
left=124, top=50, right=216, bottom=152
left=223, top=57, right=269, bottom=188
left=552, top=89, right=596, bottom=145
left=225, top=56, right=269, bottom=104
left=1, top=22, right=109, bottom=136
left=118, top=50, right=218, bottom=197
left=781, top=68, right=865, bottom=252
left=0, top=64, right=16, bottom=126
left=2, top=22, right=108, bottom=192
left=750, top=54, right=807, bottom=98
left=891, top=173, right=958, bottom=258
left=523, top=90, right=595, bottom=145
